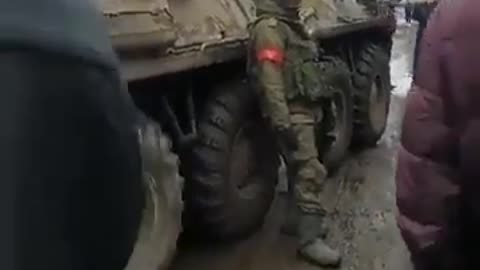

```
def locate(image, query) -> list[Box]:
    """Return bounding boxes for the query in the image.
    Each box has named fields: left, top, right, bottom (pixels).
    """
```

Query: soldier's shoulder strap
left=265, top=17, right=279, bottom=27
left=250, top=15, right=280, bottom=30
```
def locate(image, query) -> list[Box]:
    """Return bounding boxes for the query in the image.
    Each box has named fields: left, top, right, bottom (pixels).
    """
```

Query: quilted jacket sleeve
left=396, top=2, right=460, bottom=253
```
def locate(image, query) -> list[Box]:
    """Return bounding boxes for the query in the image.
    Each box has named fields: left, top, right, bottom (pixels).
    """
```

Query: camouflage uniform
left=248, top=0, right=341, bottom=266
left=248, top=1, right=326, bottom=216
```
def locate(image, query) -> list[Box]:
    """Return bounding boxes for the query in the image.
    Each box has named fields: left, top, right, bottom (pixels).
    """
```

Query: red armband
left=256, top=47, right=285, bottom=67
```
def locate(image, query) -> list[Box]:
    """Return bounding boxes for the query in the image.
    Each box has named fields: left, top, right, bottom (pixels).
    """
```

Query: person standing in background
left=411, top=0, right=438, bottom=77
left=396, top=0, right=480, bottom=269
left=0, top=1, right=144, bottom=270
left=405, top=1, right=413, bottom=23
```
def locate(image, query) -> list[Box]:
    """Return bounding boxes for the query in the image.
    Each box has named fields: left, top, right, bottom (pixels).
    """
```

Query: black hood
left=0, top=0, right=117, bottom=69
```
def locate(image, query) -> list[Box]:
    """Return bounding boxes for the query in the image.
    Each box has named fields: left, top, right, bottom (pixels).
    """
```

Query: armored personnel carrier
left=98, top=0, right=396, bottom=269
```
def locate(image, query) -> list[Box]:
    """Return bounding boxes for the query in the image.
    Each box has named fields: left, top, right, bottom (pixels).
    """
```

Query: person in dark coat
left=396, top=0, right=480, bottom=269
left=411, top=1, right=437, bottom=76
left=0, top=1, right=143, bottom=270
left=405, top=1, right=413, bottom=23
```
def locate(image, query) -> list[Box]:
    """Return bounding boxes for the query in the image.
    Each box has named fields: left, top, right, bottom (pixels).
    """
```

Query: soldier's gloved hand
left=277, top=127, right=298, bottom=151
left=298, top=6, right=319, bottom=38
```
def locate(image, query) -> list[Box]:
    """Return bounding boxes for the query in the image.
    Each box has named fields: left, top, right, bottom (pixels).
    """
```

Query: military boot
left=297, top=213, right=341, bottom=267
left=281, top=181, right=327, bottom=237
left=281, top=203, right=329, bottom=237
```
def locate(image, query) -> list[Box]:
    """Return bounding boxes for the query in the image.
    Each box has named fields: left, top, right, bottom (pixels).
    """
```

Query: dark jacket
left=397, top=0, right=480, bottom=267
left=405, top=3, right=413, bottom=22
left=411, top=2, right=437, bottom=76
left=0, top=0, right=117, bottom=69
left=0, top=2, right=141, bottom=270
left=412, top=2, right=436, bottom=27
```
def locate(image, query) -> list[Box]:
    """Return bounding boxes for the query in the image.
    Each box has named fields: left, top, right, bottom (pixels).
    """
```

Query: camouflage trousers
left=283, top=104, right=327, bottom=215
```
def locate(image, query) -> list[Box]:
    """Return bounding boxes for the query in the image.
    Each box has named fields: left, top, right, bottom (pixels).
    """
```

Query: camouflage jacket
left=248, top=14, right=325, bottom=129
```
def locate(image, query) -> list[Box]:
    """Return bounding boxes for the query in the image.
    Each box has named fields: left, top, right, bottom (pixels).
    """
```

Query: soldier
left=248, top=0, right=341, bottom=267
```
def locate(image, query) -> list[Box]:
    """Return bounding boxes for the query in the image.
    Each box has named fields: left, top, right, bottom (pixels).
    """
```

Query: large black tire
left=191, top=80, right=279, bottom=240
left=352, top=43, right=392, bottom=146
left=316, top=57, right=354, bottom=170
left=318, top=84, right=354, bottom=170
left=126, top=118, right=184, bottom=270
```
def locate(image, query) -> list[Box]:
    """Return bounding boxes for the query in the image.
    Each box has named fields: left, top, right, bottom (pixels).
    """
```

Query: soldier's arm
left=253, top=21, right=291, bottom=131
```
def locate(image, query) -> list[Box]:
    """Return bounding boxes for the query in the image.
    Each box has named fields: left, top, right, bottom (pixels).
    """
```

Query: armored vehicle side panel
left=98, top=0, right=394, bottom=81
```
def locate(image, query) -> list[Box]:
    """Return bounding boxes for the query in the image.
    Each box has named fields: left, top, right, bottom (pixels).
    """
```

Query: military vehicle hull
left=97, top=0, right=396, bottom=269
left=100, top=0, right=394, bottom=80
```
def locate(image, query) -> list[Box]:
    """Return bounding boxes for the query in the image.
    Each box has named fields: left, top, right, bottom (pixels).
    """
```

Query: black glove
left=277, top=127, right=298, bottom=151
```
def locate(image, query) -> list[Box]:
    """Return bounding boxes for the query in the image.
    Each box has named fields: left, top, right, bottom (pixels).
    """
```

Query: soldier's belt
left=288, top=101, right=315, bottom=115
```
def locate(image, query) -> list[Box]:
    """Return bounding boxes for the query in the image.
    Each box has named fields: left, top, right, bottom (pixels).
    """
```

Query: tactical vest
left=248, top=16, right=329, bottom=101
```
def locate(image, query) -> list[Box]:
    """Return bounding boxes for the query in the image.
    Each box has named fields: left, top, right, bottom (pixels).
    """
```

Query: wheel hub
left=229, top=123, right=261, bottom=199
left=369, top=76, right=388, bottom=133
left=326, top=92, right=346, bottom=144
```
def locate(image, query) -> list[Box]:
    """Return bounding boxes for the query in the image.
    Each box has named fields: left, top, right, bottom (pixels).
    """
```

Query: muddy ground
left=170, top=18, right=419, bottom=270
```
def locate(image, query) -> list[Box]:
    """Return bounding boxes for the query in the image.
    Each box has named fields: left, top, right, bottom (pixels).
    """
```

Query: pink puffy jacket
left=396, top=0, right=480, bottom=265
